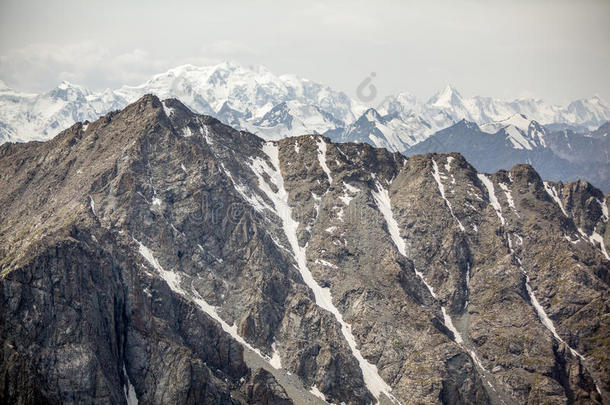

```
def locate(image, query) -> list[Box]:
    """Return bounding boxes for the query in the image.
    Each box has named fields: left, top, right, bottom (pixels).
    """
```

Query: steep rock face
left=0, top=95, right=608, bottom=404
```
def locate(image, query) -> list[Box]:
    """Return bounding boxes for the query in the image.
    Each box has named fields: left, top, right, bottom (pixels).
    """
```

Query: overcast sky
left=0, top=0, right=608, bottom=105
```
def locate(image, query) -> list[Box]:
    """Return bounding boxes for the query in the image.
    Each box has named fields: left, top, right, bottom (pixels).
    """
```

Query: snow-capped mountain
left=0, top=62, right=360, bottom=143
left=0, top=80, right=126, bottom=143
left=0, top=62, right=609, bottom=147
left=480, top=113, right=548, bottom=150
left=114, top=62, right=358, bottom=135
left=325, top=108, right=437, bottom=152
left=336, top=87, right=610, bottom=153
left=246, top=100, right=344, bottom=140
left=407, top=115, right=610, bottom=192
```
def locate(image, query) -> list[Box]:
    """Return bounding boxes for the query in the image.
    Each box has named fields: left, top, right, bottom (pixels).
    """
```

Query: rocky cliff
left=0, top=95, right=608, bottom=404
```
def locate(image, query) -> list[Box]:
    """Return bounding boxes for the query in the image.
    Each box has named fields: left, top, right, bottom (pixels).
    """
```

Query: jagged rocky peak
left=0, top=95, right=608, bottom=404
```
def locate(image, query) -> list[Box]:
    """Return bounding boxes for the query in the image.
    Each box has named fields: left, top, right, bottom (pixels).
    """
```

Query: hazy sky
left=0, top=0, right=608, bottom=105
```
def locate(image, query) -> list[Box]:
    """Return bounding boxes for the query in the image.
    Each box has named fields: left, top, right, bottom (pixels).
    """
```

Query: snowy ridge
left=248, top=142, right=397, bottom=404
left=431, top=158, right=466, bottom=231
left=478, top=174, right=505, bottom=226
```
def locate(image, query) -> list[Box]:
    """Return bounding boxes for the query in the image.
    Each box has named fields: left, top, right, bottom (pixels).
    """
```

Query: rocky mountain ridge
left=406, top=118, right=610, bottom=192
left=0, top=95, right=608, bottom=404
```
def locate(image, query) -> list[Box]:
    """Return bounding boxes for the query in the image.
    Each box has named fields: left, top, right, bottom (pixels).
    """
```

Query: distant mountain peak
left=363, top=108, right=383, bottom=122
left=428, top=84, right=463, bottom=107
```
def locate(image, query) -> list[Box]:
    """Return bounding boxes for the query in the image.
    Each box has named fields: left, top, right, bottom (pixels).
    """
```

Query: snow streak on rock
left=134, top=239, right=282, bottom=368
left=372, top=182, right=406, bottom=257
left=372, top=180, right=489, bottom=381
left=524, top=277, right=583, bottom=359
left=161, top=100, right=174, bottom=118
left=220, top=162, right=270, bottom=213
left=123, top=364, right=138, bottom=405
left=542, top=182, right=609, bottom=260
left=478, top=174, right=505, bottom=226
left=317, top=138, right=333, bottom=185
left=89, top=196, right=96, bottom=217
left=499, top=183, right=518, bottom=216
left=309, top=386, right=326, bottom=401
left=503, top=232, right=587, bottom=361
left=543, top=182, right=568, bottom=217
left=249, top=142, right=396, bottom=403
left=431, top=158, right=465, bottom=231
left=441, top=307, right=463, bottom=344
left=599, top=198, right=609, bottom=222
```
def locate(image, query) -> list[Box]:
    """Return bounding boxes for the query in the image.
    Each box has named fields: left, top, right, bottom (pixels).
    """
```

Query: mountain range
left=1, top=62, right=609, bottom=145
left=1, top=62, right=608, bottom=192
left=1, top=94, right=609, bottom=404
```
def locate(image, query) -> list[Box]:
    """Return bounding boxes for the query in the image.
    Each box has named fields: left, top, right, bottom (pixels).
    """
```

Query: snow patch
left=269, top=342, right=282, bottom=369
left=315, top=259, right=338, bottom=269
left=442, top=308, right=463, bottom=344
left=309, top=386, right=326, bottom=401
left=317, top=138, right=333, bottom=185
left=590, top=231, right=610, bottom=260
left=478, top=174, right=505, bottom=226
left=432, top=159, right=466, bottom=231
left=182, top=126, right=193, bottom=137
left=499, top=183, right=518, bottom=216
left=201, top=124, right=213, bottom=145
left=123, top=364, right=138, bottom=405
left=339, top=183, right=360, bottom=206
left=543, top=182, right=568, bottom=217
left=444, top=156, right=454, bottom=172
left=372, top=182, right=406, bottom=256
left=162, top=101, right=174, bottom=118
left=89, top=196, right=96, bottom=216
